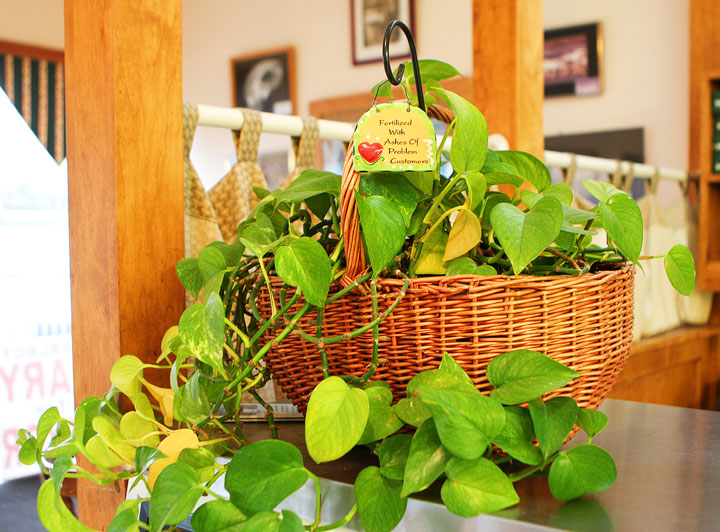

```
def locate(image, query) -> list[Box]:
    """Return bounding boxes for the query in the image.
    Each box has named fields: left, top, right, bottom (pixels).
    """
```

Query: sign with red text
left=0, top=335, right=74, bottom=482
left=353, top=102, right=436, bottom=173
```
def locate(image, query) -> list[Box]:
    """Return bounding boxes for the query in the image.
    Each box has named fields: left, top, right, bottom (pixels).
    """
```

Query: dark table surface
left=240, top=399, right=720, bottom=531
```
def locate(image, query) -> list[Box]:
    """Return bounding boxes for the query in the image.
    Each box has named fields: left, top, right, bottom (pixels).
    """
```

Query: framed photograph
left=544, top=23, right=603, bottom=97
left=351, top=0, right=415, bottom=65
left=231, top=47, right=296, bottom=114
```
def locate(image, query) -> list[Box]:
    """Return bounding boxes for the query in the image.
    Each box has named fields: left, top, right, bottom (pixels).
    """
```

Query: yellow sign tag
left=353, top=102, right=436, bottom=173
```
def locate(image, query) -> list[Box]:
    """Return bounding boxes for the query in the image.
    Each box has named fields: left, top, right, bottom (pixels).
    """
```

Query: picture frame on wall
left=351, top=0, right=415, bottom=65
left=544, top=22, right=603, bottom=97
left=231, top=47, right=296, bottom=114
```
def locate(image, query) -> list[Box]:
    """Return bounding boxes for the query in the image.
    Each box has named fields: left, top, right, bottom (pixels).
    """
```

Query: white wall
left=543, top=0, right=689, bottom=172
left=182, top=0, right=473, bottom=186
left=0, top=0, right=64, bottom=49
left=0, top=1, right=689, bottom=185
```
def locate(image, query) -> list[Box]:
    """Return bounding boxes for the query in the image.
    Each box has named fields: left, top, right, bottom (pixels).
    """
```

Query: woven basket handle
left=340, top=103, right=456, bottom=286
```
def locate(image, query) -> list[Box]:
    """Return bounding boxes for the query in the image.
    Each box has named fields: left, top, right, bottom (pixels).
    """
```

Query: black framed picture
left=544, top=23, right=603, bottom=97
left=351, top=0, right=415, bottom=65
left=231, top=47, right=296, bottom=114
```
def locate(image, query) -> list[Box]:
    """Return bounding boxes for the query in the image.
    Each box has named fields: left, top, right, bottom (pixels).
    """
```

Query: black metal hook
left=382, top=20, right=425, bottom=112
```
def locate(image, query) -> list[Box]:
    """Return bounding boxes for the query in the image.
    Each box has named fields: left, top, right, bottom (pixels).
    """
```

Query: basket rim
left=262, top=263, right=634, bottom=293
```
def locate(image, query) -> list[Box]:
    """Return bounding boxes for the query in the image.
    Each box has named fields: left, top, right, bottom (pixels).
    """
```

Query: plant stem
left=330, top=199, right=341, bottom=237
left=249, top=291, right=302, bottom=344
left=544, top=247, right=581, bottom=270
left=294, top=279, right=409, bottom=347
left=257, top=259, right=277, bottom=316
left=228, top=303, right=312, bottom=390
left=420, top=206, right=465, bottom=244
left=316, top=307, right=330, bottom=379
left=316, top=504, right=357, bottom=531
left=211, top=418, right=244, bottom=447
left=249, top=390, right=278, bottom=439
left=488, top=249, right=506, bottom=264
left=326, top=272, right=373, bottom=303
left=408, top=173, right=466, bottom=276
left=307, top=472, right=323, bottom=530
left=224, top=318, right=250, bottom=348
left=436, top=118, right=456, bottom=161
left=361, top=280, right=380, bottom=382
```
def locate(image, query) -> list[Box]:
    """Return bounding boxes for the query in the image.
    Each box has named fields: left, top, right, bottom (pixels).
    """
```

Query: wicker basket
left=257, top=105, right=635, bottom=412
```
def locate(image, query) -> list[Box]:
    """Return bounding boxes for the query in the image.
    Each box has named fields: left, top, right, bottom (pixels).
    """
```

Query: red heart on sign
left=358, top=142, right=383, bottom=164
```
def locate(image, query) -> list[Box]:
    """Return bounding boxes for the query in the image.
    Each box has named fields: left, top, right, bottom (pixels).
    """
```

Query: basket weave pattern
left=259, top=268, right=634, bottom=412
left=252, top=104, right=634, bottom=412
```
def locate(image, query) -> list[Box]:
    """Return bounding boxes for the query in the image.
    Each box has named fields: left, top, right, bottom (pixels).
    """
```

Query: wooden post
left=64, top=0, right=184, bottom=527
left=471, top=0, right=544, bottom=156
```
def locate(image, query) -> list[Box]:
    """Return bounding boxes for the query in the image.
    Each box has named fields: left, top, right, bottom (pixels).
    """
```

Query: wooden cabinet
left=691, top=1, right=720, bottom=290
left=610, top=325, right=720, bottom=409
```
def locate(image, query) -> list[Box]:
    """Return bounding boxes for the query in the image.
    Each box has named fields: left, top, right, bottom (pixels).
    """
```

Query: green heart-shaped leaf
left=464, top=172, right=487, bottom=210
left=576, top=408, right=608, bottom=440
left=149, top=463, right=204, bottom=532
left=305, top=377, right=369, bottom=463
left=482, top=150, right=518, bottom=175
left=480, top=192, right=511, bottom=227
left=360, top=173, right=419, bottom=228
left=599, top=193, right=643, bottom=263
left=485, top=172, right=524, bottom=188
left=240, top=510, right=303, bottom=532
left=394, top=397, right=431, bottom=427
left=91, top=416, right=135, bottom=463
left=178, top=292, right=225, bottom=374
left=174, top=373, right=211, bottom=425
left=226, top=440, right=308, bottom=514
left=276, top=169, right=341, bottom=201
left=358, top=386, right=404, bottom=445
left=275, top=237, right=331, bottom=307
left=355, top=466, right=407, bottom=532
left=438, top=352, right=475, bottom=388
left=544, top=183, right=574, bottom=205
left=418, top=387, right=505, bottom=460
left=355, top=192, right=407, bottom=275
left=177, top=447, right=216, bottom=484
left=37, top=479, right=98, bottom=532
left=496, top=151, right=551, bottom=192
left=434, top=88, right=488, bottom=173
left=407, top=368, right=477, bottom=397
left=529, top=397, right=579, bottom=460
left=107, top=508, right=143, bottom=532
left=85, top=434, right=124, bottom=468
left=407, top=59, right=462, bottom=82
left=379, top=434, right=413, bottom=480
left=491, top=197, right=564, bottom=274
left=207, top=240, right=245, bottom=268
left=198, top=246, right=227, bottom=283
left=176, top=258, right=203, bottom=300
left=492, top=406, right=542, bottom=465
left=664, top=244, right=695, bottom=296
left=445, top=256, right=478, bottom=276
left=190, top=500, right=247, bottom=532
left=548, top=444, right=617, bottom=500
left=401, top=419, right=450, bottom=497
left=441, top=457, right=519, bottom=517
left=488, top=349, right=580, bottom=404
left=239, top=224, right=278, bottom=258
left=583, top=180, right=619, bottom=203
left=119, top=411, right=159, bottom=448
left=109, top=356, right=144, bottom=398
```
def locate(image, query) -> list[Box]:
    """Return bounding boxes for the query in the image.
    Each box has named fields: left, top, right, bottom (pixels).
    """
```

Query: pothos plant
left=19, top=60, right=695, bottom=532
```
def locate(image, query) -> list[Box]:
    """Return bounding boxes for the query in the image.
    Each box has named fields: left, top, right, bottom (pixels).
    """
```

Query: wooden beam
left=471, top=0, right=544, bottom=156
left=64, top=0, right=184, bottom=527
